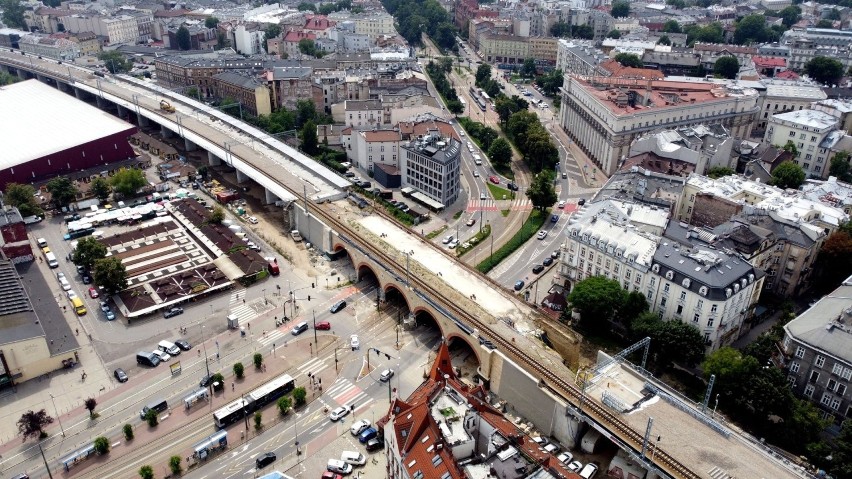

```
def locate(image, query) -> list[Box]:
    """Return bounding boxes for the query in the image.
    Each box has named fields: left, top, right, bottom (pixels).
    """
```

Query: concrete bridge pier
left=264, top=188, right=280, bottom=205
left=235, top=169, right=249, bottom=184
left=208, top=151, right=222, bottom=166
left=95, top=95, right=108, bottom=109
left=56, top=80, right=70, bottom=93
left=15, top=68, right=29, bottom=80
left=184, top=138, right=198, bottom=152
left=116, top=104, right=126, bottom=118
left=137, top=114, right=150, bottom=127
left=160, top=124, right=174, bottom=139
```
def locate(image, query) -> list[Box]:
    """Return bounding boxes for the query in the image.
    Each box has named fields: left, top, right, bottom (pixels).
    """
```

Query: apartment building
left=18, top=34, right=80, bottom=60
left=559, top=76, right=759, bottom=176
left=782, top=276, right=852, bottom=425
left=764, top=109, right=840, bottom=179
left=61, top=14, right=139, bottom=45
left=71, top=31, right=100, bottom=55
left=555, top=39, right=608, bottom=77
left=628, top=124, right=735, bottom=175
left=400, top=132, right=461, bottom=206
left=477, top=32, right=528, bottom=64
left=755, top=83, right=827, bottom=132
left=801, top=176, right=852, bottom=216
left=281, top=31, right=316, bottom=58
left=341, top=99, right=389, bottom=128
left=211, top=72, right=272, bottom=116
left=267, top=67, right=314, bottom=111
left=347, top=129, right=401, bottom=172
left=350, top=12, right=395, bottom=39
left=233, top=24, right=265, bottom=55
left=560, top=199, right=763, bottom=350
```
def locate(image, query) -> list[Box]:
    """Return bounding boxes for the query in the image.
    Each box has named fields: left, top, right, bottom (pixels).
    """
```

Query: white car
left=558, top=200, right=566, bottom=209
left=448, top=240, right=459, bottom=249
left=351, top=419, right=371, bottom=436
left=557, top=452, right=573, bottom=465
left=543, top=443, right=559, bottom=454
left=567, top=460, right=583, bottom=472
left=350, top=334, right=360, bottom=350
left=329, top=406, right=349, bottom=422
left=442, top=235, right=454, bottom=245
left=579, top=463, right=599, bottom=479
left=152, top=350, right=171, bottom=362
left=66, top=290, right=78, bottom=300
left=537, top=230, right=548, bottom=240
left=380, top=369, right=395, bottom=382
left=473, top=170, right=479, bottom=177
left=247, top=216, right=259, bottom=224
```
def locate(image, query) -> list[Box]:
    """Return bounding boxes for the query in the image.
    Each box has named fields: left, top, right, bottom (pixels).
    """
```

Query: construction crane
left=159, top=99, right=175, bottom=113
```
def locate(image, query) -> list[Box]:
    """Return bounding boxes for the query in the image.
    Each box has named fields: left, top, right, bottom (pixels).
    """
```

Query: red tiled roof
left=304, top=15, right=335, bottom=30
left=776, top=70, right=800, bottom=80
left=283, top=31, right=316, bottom=43
left=752, top=55, right=785, bottom=68
left=600, top=59, right=664, bottom=80
left=363, top=130, right=400, bottom=142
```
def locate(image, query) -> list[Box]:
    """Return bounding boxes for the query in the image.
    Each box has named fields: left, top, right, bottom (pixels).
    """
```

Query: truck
left=71, top=297, right=87, bottom=316
left=44, top=252, right=59, bottom=268
left=159, top=99, right=176, bottom=113
left=290, top=230, right=302, bottom=242
left=22, top=215, right=43, bottom=225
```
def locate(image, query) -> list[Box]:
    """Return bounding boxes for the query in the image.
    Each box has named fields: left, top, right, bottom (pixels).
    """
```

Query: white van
left=327, top=459, right=353, bottom=475
left=473, top=154, right=482, bottom=165
left=158, top=340, right=181, bottom=356
left=59, top=276, right=71, bottom=291
left=45, top=252, right=59, bottom=268
left=341, top=450, right=366, bottom=466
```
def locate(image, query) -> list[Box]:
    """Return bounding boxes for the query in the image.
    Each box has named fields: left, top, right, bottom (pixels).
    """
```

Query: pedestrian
left=198, top=349, right=201, bottom=357
left=232, top=382, right=235, bottom=392
left=272, top=343, right=275, bottom=354
left=75, top=328, right=79, bottom=336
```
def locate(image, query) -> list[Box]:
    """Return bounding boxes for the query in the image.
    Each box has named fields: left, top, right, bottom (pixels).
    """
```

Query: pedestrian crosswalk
left=466, top=198, right=532, bottom=212
left=257, top=328, right=286, bottom=347
left=297, top=356, right=329, bottom=378
left=227, top=291, right=257, bottom=326
left=326, top=378, right=371, bottom=409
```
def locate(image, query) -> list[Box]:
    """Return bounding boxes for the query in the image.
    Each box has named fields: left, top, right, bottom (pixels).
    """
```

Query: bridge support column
left=235, top=169, right=248, bottom=184
left=264, top=188, right=280, bottom=205
left=137, top=113, right=149, bottom=127
left=184, top=138, right=198, bottom=152
left=16, top=68, right=28, bottom=80
left=160, top=124, right=173, bottom=139
left=95, top=95, right=107, bottom=109
left=208, top=151, right=222, bottom=166
left=116, top=104, right=126, bottom=118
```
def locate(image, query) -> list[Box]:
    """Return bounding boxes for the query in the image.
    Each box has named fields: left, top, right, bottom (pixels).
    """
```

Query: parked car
left=322, top=473, right=343, bottom=479
left=514, top=280, right=525, bottom=291
left=81, top=273, right=92, bottom=284
left=114, top=368, right=128, bottom=383
left=255, top=452, right=276, bottom=469
left=315, top=321, right=331, bottom=330
left=247, top=216, right=259, bottom=224
left=365, top=438, right=383, bottom=452
left=442, top=235, right=454, bottom=245
left=448, top=239, right=460, bottom=249
left=152, top=350, right=171, bottom=362
left=66, top=290, right=78, bottom=300
left=551, top=250, right=561, bottom=259
left=358, top=427, right=378, bottom=444
left=557, top=452, right=573, bottom=465
left=105, top=309, right=116, bottom=321
left=532, top=265, right=544, bottom=274
left=100, top=301, right=110, bottom=312
left=537, top=230, right=548, bottom=240
left=567, top=461, right=583, bottom=472
left=175, top=339, right=192, bottom=351
left=163, top=307, right=183, bottom=318
left=380, top=369, right=395, bottom=382
left=88, top=287, right=99, bottom=298
left=466, top=217, right=476, bottom=226
left=329, top=406, right=350, bottom=421
left=558, top=201, right=566, bottom=209
left=551, top=214, right=559, bottom=223
left=579, top=463, right=599, bottom=479
left=543, top=257, right=554, bottom=266
left=351, top=419, right=371, bottom=436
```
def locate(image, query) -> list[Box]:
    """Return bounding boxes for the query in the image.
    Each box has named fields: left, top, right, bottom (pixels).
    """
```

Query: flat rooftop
left=0, top=80, right=135, bottom=168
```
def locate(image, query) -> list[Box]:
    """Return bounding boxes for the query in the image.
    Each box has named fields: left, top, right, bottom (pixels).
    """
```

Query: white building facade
left=764, top=109, right=840, bottom=179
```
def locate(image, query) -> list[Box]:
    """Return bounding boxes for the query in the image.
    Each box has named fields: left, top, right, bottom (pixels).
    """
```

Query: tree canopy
left=93, top=257, right=128, bottom=295
left=611, top=0, right=630, bottom=18
left=110, top=168, right=147, bottom=198
left=614, top=53, right=643, bottom=68
left=204, top=17, right=219, bottom=28
left=771, top=161, right=806, bottom=189
left=805, top=56, right=844, bottom=85
left=778, top=5, right=802, bottom=27
left=829, top=151, right=852, bottom=183
left=98, top=51, right=132, bottom=73
left=519, top=58, right=537, bottom=78
left=383, top=0, right=456, bottom=50
left=0, top=0, right=26, bottom=28
left=73, top=237, right=108, bottom=270
left=567, top=276, right=627, bottom=331
left=707, top=166, right=736, bottom=179
left=298, top=38, right=324, bottom=58
left=176, top=25, right=191, bottom=50
left=632, top=314, right=705, bottom=370
left=46, top=177, right=78, bottom=209
left=550, top=21, right=571, bottom=38
left=526, top=171, right=558, bottom=211
left=5, top=183, right=43, bottom=218
left=17, top=410, right=54, bottom=440
left=684, top=22, right=724, bottom=45
left=90, top=177, right=112, bottom=201
left=487, top=137, right=512, bottom=169
left=300, top=120, right=319, bottom=155
left=713, top=56, right=740, bottom=79
left=663, top=20, right=682, bottom=34
left=606, top=29, right=621, bottom=39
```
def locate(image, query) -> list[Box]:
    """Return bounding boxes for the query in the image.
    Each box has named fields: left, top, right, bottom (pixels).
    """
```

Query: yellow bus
left=71, top=297, right=87, bottom=316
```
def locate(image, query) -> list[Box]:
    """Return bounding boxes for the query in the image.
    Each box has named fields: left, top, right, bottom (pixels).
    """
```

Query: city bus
left=213, top=374, right=295, bottom=428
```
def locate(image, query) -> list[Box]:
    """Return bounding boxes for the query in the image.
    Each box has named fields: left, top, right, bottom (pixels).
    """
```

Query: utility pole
left=37, top=441, right=54, bottom=479
left=49, top=394, right=64, bottom=437
left=312, top=310, right=318, bottom=349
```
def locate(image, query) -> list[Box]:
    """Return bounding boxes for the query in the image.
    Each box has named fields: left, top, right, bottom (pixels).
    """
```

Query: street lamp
left=312, top=310, right=318, bottom=350
left=49, top=394, right=64, bottom=437
left=200, top=322, right=211, bottom=379
left=37, top=440, right=54, bottom=479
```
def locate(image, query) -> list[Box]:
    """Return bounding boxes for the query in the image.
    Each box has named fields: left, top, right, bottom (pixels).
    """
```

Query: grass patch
left=494, top=163, right=515, bottom=179
left=453, top=210, right=463, bottom=220
left=487, top=182, right=511, bottom=200
left=501, top=209, right=510, bottom=217
left=476, top=209, right=549, bottom=273
left=457, top=224, right=491, bottom=257
left=426, top=225, right=448, bottom=240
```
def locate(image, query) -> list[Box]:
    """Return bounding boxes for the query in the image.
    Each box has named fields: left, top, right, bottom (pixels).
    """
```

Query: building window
left=707, top=318, right=714, bottom=327
left=660, top=297, right=667, bottom=308
left=804, top=384, right=815, bottom=397
left=790, top=362, right=800, bottom=373
left=664, top=283, right=670, bottom=293
left=811, top=371, right=820, bottom=383
left=795, top=346, right=805, bottom=359
left=816, top=355, right=826, bottom=368
left=831, top=398, right=842, bottom=410
left=711, top=304, right=718, bottom=313
left=833, top=363, right=844, bottom=375
left=838, top=384, right=847, bottom=397
left=679, top=291, right=687, bottom=300
left=821, top=393, right=832, bottom=406
left=676, top=304, right=683, bottom=315
left=829, top=378, right=838, bottom=391
left=697, top=300, right=704, bottom=309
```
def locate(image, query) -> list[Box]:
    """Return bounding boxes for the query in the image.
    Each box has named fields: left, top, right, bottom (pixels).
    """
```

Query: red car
left=322, top=473, right=343, bottom=479
left=88, top=287, right=99, bottom=299
left=315, top=321, right=331, bottom=330
left=489, top=176, right=500, bottom=184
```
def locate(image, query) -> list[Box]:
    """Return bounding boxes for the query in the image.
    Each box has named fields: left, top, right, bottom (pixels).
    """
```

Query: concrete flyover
left=0, top=50, right=812, bottom=479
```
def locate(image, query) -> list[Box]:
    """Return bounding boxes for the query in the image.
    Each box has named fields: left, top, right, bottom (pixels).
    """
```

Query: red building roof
left=752, top=55, right=786, bottom=68
left=283, top=31, right=316, bottom=43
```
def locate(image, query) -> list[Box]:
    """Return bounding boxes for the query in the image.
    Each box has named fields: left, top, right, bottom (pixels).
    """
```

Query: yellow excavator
left=159, top=99, right=176, bottom=113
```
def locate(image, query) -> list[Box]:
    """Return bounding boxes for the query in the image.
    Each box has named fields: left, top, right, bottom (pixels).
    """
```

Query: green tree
left=110, top=168, right=146, bottom=198
left=169, top=456, right=182, bottom=475
left=782, top=139, right=799, bottom=157
left=536, top=68, right=564, bottom=96
left=778, top=5, right=802, bottom=27
left=620, top=291, right=649, bottom=326
left=293, top=386, right=307, bottom=406
left=644, top=319, right=706, bottom=370
left=830, top=151, right=852, bottom=182
left=298, top=38, right=323, bottom=58
left=771, top=160, right=806, bottom=189
left=827, top=8, right=841, bottom=20
left=176, top=25, right=191, bottom=50
left=814, top=230, right=852, bottom=292
left=17, top=410, right=54, bottom=440
left=685, top=22, right=724, bottom=45
left=297, top=1, right=316, bottom=10
left=300, top=120, right=319, bottom=155
left=145, top=409, right=158, bottom=427
left=233, top=362, right=245, bottom=379
left=93, top=436, right=110, bottom=454
left=90, top=177, right=112, bottom=201
left=5, top=183, right=43, bottom=218
left=72, top=237, right=108, bottom=270
left=614, top=53, right=643, bottom=68
left=611, top=0, right=630, bottom=18
left=0, top=0, right=26, bottom=28
left=98, top=50, right=132, bottom=73
left=84, top=397, right=97, bottom=419
left=663, top=19, right=682, bottom=33
left=550, top=21, right=572, bottom=38
left=606, top=29, right=621, bottom=39
left=93, top=257, right=128, bottom=294
left=46, top=177, right=78, bottom=209
left=139, top=465, right=155, bottom=479
left=205, top=17, right=219, bottom=28
left=816, top=19, right=834, bottom=28
left=520, top=58, right=537, bottom=78
left=571, top=25, right=594, bottom=40
left=567, top=276, right=627, bottom=331
left=734, top=15, right=770, bottom=44
left=253, top=352, right=263, bottom=369
left=277, top=395, right=292, bottom=415
left=487, top=137, right=512, bottom=169
left=123, top=423, right=134, bottom=441
left=657, top=35, right=672, bottom=46
left=0, top=70, right=20, bottom=86
left=707, top=166, right=735, bottom=178
left=805, top=56, right=844, bottom=85
left=666, top=0, right=685, bottom=8
left=713, top=56, right=740, bottom=79
left=475, top=63, right=491, bottom=84
left=816, top=421, right=852, bottom=477
left=526, top=171, right=558, bottom=211
left=209, top=205, right=225, bottom=224
left=254, top=411, right=263, bottom=430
